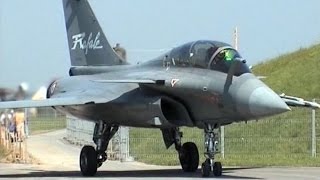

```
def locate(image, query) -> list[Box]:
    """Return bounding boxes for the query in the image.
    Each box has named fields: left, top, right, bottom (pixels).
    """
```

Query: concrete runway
left=1, top=163, right=320, bottom=180
left=0, top=130, right=319, bottom=179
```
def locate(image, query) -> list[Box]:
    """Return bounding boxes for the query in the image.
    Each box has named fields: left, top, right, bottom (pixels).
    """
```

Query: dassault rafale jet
left=1, top=0, right=319, bottom=177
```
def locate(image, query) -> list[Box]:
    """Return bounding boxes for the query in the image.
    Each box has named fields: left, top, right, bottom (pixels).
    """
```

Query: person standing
left=24, top=108, right=29, bottom=138
left=0, top=112, right=6, bottom=144
left=7, top=110, right=16, bottom=142
left=113, top=43, right=127, bottom=63
left=14, top=112, right=25, bottom=142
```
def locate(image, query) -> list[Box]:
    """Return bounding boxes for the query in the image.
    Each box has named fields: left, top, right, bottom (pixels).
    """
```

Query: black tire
left=179, top=142, right=199, bottom=172
left=80, top=145, right=98, bottom=176
left=201, top=161, right=211, bottom=177
left=213, top=161, right=222, bottom=177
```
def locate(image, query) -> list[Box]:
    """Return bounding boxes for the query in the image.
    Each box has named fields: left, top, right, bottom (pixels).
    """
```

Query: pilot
left=211, top=49, right=233, bottom=73
left=113, top=43, right=127, bottom=63
left=224, top=50, right=234, bottom=61
left=214, top=49, right=234, bottom=63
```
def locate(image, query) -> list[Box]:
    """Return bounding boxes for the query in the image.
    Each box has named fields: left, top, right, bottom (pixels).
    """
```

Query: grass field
left=130, top=108, right=320, bottom=166
left=28, top=115, right=66, bottom=135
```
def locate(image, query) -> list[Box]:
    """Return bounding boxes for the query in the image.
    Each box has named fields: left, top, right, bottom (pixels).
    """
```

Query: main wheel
left=80, top=145, right=98, bottom=176
left=201, top=159, right=211, bottom=177
left=213, top=161, right=222, bottom=177
left=179, top=142, right=199, bottom=172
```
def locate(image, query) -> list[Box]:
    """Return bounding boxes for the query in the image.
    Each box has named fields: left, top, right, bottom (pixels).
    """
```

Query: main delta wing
left=0, top=96, right=113, bottom=109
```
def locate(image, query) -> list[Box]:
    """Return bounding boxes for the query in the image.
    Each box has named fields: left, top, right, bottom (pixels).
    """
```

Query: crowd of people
left=0, top=109, right=28, bottom=143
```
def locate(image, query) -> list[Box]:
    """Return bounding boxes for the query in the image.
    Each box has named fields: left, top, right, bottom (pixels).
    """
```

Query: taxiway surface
left=0, top=130, right=319, bottom=179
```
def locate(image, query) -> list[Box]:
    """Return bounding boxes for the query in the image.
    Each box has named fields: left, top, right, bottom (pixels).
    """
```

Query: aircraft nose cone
left=249, top=87, right=291, bottom=117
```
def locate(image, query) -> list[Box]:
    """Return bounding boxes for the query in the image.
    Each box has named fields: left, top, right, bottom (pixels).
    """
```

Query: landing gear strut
left=79, top=121, right=118, bottom=176
left=201, top=124, right=222, bottom=177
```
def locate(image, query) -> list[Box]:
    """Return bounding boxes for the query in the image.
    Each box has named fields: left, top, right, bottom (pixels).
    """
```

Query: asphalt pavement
left=0, top=130, right=319, bottom=180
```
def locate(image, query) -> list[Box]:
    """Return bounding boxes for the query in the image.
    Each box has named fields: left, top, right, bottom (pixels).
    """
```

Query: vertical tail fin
left=62, top=0, right=127, bottom=66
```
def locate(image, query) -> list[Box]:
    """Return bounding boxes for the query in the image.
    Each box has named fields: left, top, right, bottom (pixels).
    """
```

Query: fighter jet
left=0, top=0, right=319, bottom=177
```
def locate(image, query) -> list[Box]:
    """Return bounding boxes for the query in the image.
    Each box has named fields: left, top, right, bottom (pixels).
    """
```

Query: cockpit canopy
left=165, top=40, right=251, bottom=76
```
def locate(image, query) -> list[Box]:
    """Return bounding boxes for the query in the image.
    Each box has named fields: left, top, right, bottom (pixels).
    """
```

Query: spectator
left=0, top=112, right=5, bottom=126
left=15, top=112, right=25, bottom=141
left=0, top=112, right=6, bottom=143
left=7, top=113, right=16, bottom=142
left=24, top=109, right=29, bottom=138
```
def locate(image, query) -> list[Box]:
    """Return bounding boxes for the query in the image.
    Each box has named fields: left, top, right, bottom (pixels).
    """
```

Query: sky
left=0, top=0, right=320, bottom=91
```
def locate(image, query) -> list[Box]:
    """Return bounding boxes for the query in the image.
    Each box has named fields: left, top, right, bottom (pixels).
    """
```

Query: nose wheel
left=202, top=160, right=222, bottom=177
left=201, top=159, right=211, bottom=177
left=201, top=124, right=223, bottom=177
left=213, top=161, right=222, bottom=176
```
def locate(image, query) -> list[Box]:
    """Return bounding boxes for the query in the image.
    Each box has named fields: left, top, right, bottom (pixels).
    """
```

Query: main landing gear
left=162, top=127, right=199, bottom=172
left=201, top=124, right=222, bottom=177
left=79, top=121, right=118, bottom=176
left=174, top=129, right=199, bottom=172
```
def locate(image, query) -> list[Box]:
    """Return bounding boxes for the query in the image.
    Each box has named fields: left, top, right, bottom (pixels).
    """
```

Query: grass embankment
left=130, top=44, right=320, bottom=166
left=253, top=44, right=320, bottom=99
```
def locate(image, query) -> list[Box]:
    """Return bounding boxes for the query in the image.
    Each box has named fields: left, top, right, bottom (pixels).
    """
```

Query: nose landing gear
left=201, top=124, right=222, bottom=177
